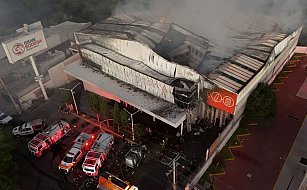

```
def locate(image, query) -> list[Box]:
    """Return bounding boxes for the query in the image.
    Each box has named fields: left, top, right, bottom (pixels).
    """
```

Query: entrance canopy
left=64, top=61, right=186, bottom=128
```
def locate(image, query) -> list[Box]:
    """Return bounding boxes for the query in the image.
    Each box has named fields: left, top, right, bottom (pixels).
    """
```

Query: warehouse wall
left=80, top=48, right=175, bottom=103
left=91, top=37, right=200, bottom=82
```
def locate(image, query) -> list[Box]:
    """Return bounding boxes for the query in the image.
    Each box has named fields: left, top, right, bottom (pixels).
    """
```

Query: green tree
left=113, top=103, right=121, bottom=126
left=63, top=91, right=73, bottom=104
left=100, top=100, right=109, bottom=119
left=120, top=110, right=129, bottom=127
left=0, top=131, right=18, bottom=190
left=89, top=93, right=101, bottom=121
left=244, top=82, right=277, bottom=120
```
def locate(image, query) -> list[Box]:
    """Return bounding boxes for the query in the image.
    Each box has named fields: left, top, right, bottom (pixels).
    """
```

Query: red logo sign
left=207, top=88, right=237, bottom=115
left=12, top=43, right=25, bottom=56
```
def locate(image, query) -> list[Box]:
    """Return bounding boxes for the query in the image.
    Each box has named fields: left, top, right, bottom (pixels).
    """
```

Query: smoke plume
left=115, top=0, right=304, bottom=49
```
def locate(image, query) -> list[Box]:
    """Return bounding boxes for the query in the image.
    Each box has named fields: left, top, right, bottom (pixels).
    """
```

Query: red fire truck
left=58, top=132, right=95, bottom=174
left=82, top=133, right=114, bottom=176
left=28, top=119, right=70, bottom=157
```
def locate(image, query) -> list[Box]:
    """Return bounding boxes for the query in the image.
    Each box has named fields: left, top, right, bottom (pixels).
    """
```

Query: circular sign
left=223, top=96, right=235, bottom=107
left=209, top=92, right=223, bottom=103
left=12, top=43, right=25, bottom=56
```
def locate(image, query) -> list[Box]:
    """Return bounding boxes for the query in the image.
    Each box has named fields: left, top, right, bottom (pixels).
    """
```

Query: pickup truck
left=12, top=119, right=47, bottom=137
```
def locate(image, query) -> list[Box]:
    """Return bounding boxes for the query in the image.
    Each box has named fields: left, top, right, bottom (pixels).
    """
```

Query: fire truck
left=58, top=132, right=95, bottom=174
left=82, top=132, right=114, bottom=176
left=28, top=119, right=70, bottom=157
left=97, top=171, right=138, bottom=190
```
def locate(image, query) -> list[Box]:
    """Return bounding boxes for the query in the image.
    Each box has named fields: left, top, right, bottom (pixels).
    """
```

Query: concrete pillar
left=180, top=122, right=183, bottom=136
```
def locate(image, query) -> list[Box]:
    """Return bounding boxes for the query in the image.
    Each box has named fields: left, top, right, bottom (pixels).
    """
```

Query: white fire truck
left=58, top=132, right=95, bottom=174
left=97, top=171, right=138, bottom=190
left=82, top=133, right=114, bottom=176
left=28, top=119, right=70, bottom=157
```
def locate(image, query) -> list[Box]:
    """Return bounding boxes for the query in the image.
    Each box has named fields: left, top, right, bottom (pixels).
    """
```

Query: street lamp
left=59, top=83, right=81, bottom=114
left=123, top=108, right=141, bottom=141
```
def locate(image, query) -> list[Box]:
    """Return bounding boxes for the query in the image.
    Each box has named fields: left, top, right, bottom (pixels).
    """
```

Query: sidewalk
left=214, top=60, right=307, bottom=190
left=274, top=116, right=307, bottom=190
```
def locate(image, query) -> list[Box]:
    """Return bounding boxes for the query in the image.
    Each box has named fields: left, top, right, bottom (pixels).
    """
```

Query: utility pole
left=173, top=159, right=177, bottom=190
left=59, top=83, right=81, bottom=114
left=169, top=153, right=181, bottom=190
left=30, top=56, right=48, bottom=100
left=0, top=77, right=21, bottom=114
left=123, top=108, right=141, bottom=141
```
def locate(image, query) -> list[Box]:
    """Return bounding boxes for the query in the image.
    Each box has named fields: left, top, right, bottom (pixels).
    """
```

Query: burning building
left=66, top=12, right=301, bottom=135
left=62, top=12, right=302, bottom=186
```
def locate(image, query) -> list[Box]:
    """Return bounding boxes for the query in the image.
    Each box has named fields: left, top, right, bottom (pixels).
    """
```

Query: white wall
left=81, top=48, right=175, bottom=103
left=18, top=76, right=53, bottom=109
left=89, top=37, right=200, bottom=82
left=48, top=54, right=80, bottom=88
left=237, top=27, right=302, bottom=104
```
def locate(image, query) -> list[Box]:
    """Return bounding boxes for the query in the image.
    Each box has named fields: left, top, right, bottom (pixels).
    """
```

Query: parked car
left=0, top=111, right=13, bottom=126
left=12, top=119, right=47, bottom=137
left=58, top=132, right=95, bottom=174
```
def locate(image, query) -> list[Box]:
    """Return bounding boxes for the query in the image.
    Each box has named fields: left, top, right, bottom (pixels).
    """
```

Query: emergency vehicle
left=28, top=119, right=70, bottom=157
left=82, top=133, right=114, bottom=176
left=58, top=132, right=95, bottom=174
left=97, top=171, right=138, bottom=190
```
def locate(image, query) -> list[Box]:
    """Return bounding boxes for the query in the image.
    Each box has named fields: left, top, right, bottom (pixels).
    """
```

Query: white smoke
left=114, top=0, right=304, bottom=48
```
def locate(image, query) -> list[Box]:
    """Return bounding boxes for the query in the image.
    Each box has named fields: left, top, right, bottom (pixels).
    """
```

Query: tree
left=0, top=131, right=18, bottom=190
left=100, top=100, right=109, bottom=119
left=120, top=110, right=129, bottom=127
left=113, top=103, right=121, bottom=126
left=63, top=91, right=73, bottom=104
left=89, top=93, right=100, bottom=121
left=244, top=82, right=277, bottom=121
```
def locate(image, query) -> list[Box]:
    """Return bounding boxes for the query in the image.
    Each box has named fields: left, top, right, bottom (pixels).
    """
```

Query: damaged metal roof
left=78, top=12, right=293, bottom=93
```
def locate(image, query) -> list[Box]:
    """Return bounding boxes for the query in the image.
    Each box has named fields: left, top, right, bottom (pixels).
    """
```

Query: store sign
left=207, top=88, right=237, bottom=115
left=2, top=30, right=47, bottom=63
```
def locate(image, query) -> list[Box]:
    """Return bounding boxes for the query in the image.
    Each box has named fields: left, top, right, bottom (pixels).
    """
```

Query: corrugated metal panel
left=212, top=78, right=238, bottom=92
left=222, top=69, right=248, bottom=82
left=237, top=54, right=263, bottom=67
left=232, top=57, right=259, bottom=71
left=215, top=75, right=242, bottom=91
left=227, top=63, right=254, bottom=76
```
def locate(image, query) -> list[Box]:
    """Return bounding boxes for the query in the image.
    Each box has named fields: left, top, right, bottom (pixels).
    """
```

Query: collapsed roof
left=79, top=11, right=294, bottom=93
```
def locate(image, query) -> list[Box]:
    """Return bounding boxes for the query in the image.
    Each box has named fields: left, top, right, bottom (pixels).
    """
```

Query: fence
left=295, top=46, right=307, bottom=54
left=187, top=115, right=243, bottom=188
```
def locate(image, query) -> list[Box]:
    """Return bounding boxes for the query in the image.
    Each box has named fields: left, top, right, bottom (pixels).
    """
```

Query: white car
left=58, top=147, right=84, bottom=174
left=0, top=111, right=13, bottom=126
left=12, top=119, right=46, bottom=137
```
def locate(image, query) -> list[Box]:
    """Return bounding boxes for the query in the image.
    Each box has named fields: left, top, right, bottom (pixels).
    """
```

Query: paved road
left=214, top=60, right=307, bottom=190
left=274, top=116, right=307, bottom=190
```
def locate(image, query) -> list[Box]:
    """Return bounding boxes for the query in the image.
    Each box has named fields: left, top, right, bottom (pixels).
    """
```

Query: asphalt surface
left=274, top=116, right=307, bottom=190
left=214, top=57, right=307, bottom=190
left=0, top=80, right=221, bottom=190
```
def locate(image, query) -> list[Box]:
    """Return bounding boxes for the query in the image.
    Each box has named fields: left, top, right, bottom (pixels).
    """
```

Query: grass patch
left=200, top=161, right=225, bottom=184
left=273, top=77, right=282, bottom=84
left=236, top=126, right=249, bottom=135
left=281, top=66, right=292, bottom=72
left=226, top=135, right=241, bottom=147
left=219, top=147, right=233, bottom=160
left=276, top=72, right=287, bottom=78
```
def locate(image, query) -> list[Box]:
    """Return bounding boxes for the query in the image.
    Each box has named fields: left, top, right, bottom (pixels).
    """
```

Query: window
left=75, top=151, right=81, bottom=160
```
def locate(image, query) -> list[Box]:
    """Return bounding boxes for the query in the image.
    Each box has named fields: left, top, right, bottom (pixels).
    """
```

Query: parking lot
left=5, top=114, right=199, bottom=190
left=0, top=87, right=221, bottom=190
